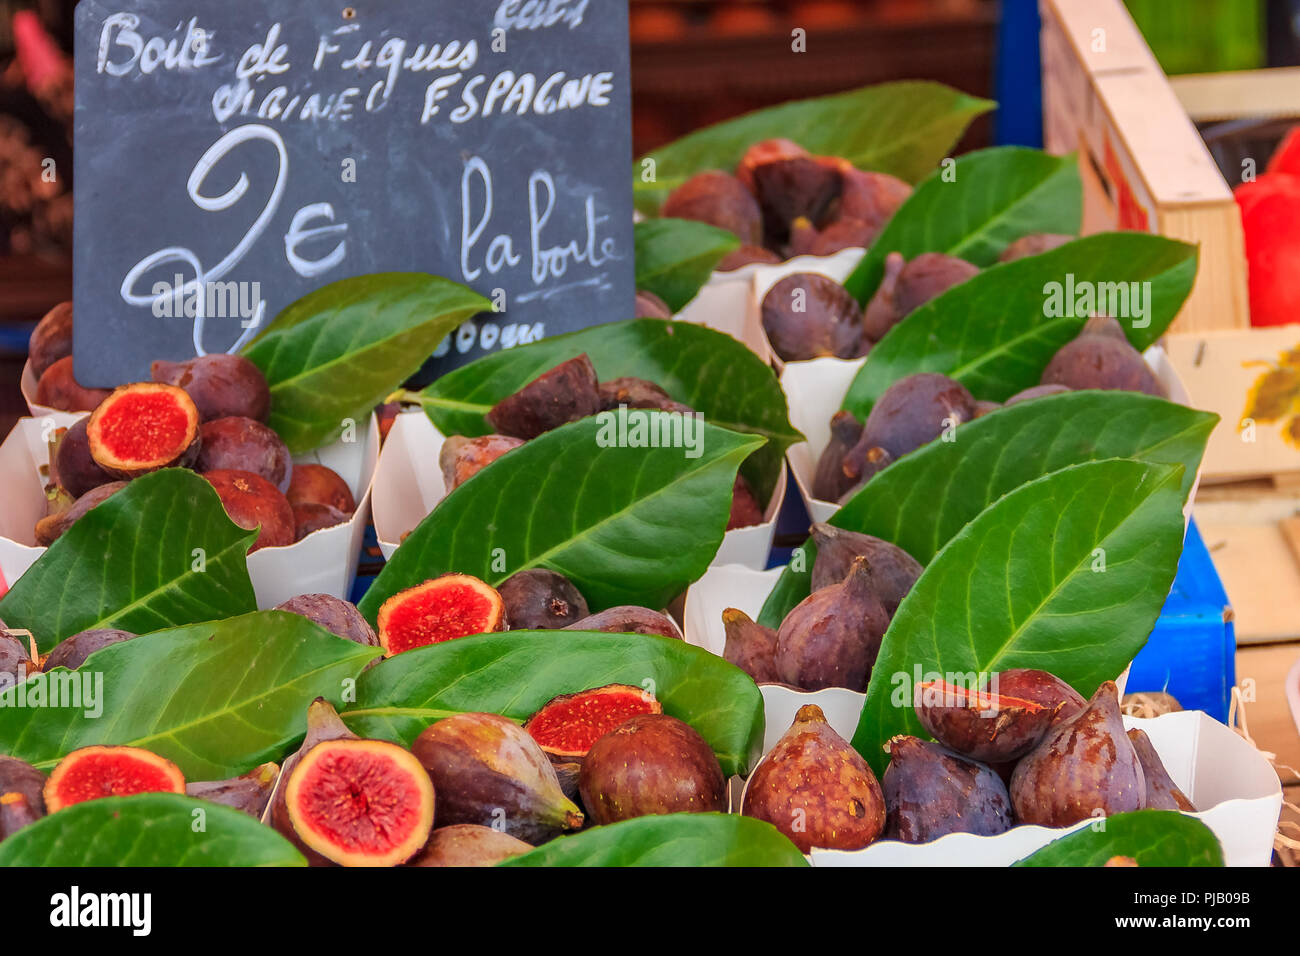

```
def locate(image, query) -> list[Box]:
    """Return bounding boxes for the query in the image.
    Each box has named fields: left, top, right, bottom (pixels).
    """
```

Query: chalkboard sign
left=73, top=0, right=634, bottom=387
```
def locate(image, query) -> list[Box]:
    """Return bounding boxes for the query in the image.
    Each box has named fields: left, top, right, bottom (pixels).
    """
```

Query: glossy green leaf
left=405, top=318, right=799, bottom=501
left=757, top=392, right=1216, bottom=625
left=843, top=147, right=1082, bottom=302
left=852, top=459, right=1188, bottom=776
left=358, top=415, right=765, bottom=617
left=0, top=611, right=377, bottom=778
left=501, top=813, right=809, bottom=867
left=842, top=234, right=1199, bottom=418
left=0, top=470, right=257, bottom=652
left=635, top=81, right=992, bottom=213
left=0, top=794, right=306, bottom=867
left=342, top=630, right=764, bottom=776
left=635, top=218, right=740, bottom=312
left=242, top=272, right=489, bottom=452
left=1015, top=811, right=1224, bottom=867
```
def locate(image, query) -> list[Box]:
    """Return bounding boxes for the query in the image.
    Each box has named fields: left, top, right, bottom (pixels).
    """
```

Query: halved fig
left=523, top=684, right=663, bottom=760
left=43, top=745, right=185, bottom=812
left=376, top=574, right=507, bottom=656
left=284, top=737, right=435, bottom=867
left=913, top=676, right=1055, bottom=763
left=86, top=383, right=200, bottom=478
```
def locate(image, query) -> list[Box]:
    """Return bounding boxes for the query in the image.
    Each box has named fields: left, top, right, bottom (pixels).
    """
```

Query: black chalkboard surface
left=73, top=0, right=633, bottom=387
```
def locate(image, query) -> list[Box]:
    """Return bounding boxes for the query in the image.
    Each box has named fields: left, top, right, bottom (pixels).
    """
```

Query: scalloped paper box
left=0, top=415, right=379, bottom=609
left=370, top=409, right=786, bottom=570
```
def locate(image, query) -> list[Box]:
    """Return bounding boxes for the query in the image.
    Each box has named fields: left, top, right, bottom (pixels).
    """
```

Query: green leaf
left=0, top=470, right=257, bottom=652
left=242, top=272, right=489, bottom=453
left=0, top=611, right=377, bottom=778
left=842, top=233, right=1199, bottom=419
left=0, top=794, right=306, bottom=867
left=358, top=415, right=765, bottom=618
left=501, top=813, right=809, bottom=867
left=851, top=459, right=1187, bottom=776
left=1015, top=811, right=1224, bottom=867
left=635, top=218, right=740, bottom=312
left=843, top=147, right=1082, bottom=302
left=635, top=81, right=992, bottom=213
left=342, top=630, right=764, bottom=777
left=406, top=318, right=800, bottom=501
left=757, top=392, right=1216, bottom=625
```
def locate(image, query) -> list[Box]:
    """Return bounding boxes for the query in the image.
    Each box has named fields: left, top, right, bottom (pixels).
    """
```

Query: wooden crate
left=1039, top=0, right=1250, bottom=337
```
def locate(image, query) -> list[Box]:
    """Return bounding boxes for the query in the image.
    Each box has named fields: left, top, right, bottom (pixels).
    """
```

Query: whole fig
left=43, top=628, right=137, bottom=670
left=564, top=606, right=682, bottom=641
left=742, top=704, right=885, bottom=852
left=811, top=410, right=864, bottom=502
left=856, top=372, right=975, bottom=460
left=760, top=273, right=866, bottom=362
left=1128, top=728, right=1195, bottom=812
left=1040, top=316, right=1165, bottom=397
left=412, top=712, right=583, bottom=843
left=912, top=673, right=1059, bottom=764
left=774, top=557, right=889, bottom=692
left=882, top=735, right=1013, bottom=843
left=410, top=824, right=533, bottom=867
left=1010, top=681, right=1146, bottom=827
left=275, top=593, right=379, bottom=647
left=862, top=252, right=979, bottom=341
left=721, top=608, right=779, bottom=683
left=579, top=714, right=726, bottom=825
left=809, top=523, right=922, bottom=615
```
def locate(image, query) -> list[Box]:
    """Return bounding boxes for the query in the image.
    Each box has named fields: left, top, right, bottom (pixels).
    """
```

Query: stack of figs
left=723, top=524, right=922, bottom=693
left=434, top=352, right=765, bottom=531
left=810, top=317, right=1167, bottom=505
left=740, top=671, right=1194, bottom=853
left=28, top=302, right=358, bottom=551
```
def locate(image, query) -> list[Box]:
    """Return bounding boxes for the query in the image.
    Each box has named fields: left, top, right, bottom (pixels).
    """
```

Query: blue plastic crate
left=1127, top=519, right=1236, bottom=724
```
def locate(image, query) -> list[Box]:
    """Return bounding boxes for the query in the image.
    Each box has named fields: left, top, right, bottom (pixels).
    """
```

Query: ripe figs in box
left=86, top=383, right=201, bottom=478
left=498, top=569, right=588, bottom=629
left=412, top=712, right=583, bottom=843
left=1040, top=316, right=1166, bottom=397
left=760, top=272, right=866, bottom=362
left=564, top=605, right=683, bottom=640
left=742, top=704, right=886, bottom=852
left=52, top=417, right=113, bottom=499
left=34, top=356, right=112, bottom=413
left=486, top=354, right=601, bottom=439
left=275, top=593, right=379, bottom=647
left=439, top=434, right=525, bottom=491
left=411, top=824, right=533, bottom=867
left=912, top=675, right=1058, bottom=764
left=1128, top=728, right=1195, bottom=812
left=43, top=745, right=185, bottom=812
left=661, top=170, right=763, bottom=245
left=1010, top=681, right=1146, bottom=827
left=186, top=763, right=279, bottom=818
left=579, top=714, right=726, bottom=825
left=34, top=481, right=128, bottom=546
left=809, top=523, right=922, bottom=615
left=195, top=416, right=292, bottom=493
left=857, top=372, right=975, bottom=461
left=43, top=628, right=137, bottom=671
left=286, top=463, right=356, bottom=514
left=203, top=469, right=295, bottom=552
left=151, top=353, right=271, bottom=422
left=722, top=608, right=779, bottom=684
left=775, top=557, right=889, bottom=692
left=376, top=574, right=507, bottom=656
left=28, top=301, right=73, bottom=380
left=524, top=683, right=662, bottom=760
left=882, top=735, right=1013, bottom=843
